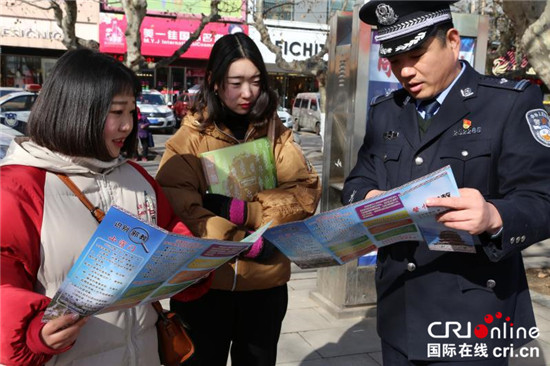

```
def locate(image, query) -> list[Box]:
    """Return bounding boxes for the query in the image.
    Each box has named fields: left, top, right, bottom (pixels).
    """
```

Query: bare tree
left=28, top=0, right=336, bottom=109
left=501, top=0, right=550, bottom=86
left=18, top=0, right=99, bottom=49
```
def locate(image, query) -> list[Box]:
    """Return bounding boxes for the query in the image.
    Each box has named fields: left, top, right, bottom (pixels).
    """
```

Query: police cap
left=359, top=1, right=458, bottom=57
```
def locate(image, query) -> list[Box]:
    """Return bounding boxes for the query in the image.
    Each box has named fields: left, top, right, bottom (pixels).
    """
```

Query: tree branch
left=154, top=0, right=221, bottom=69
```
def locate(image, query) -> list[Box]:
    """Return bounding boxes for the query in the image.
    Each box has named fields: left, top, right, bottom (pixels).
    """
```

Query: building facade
left=0, top=0, right=348, bottom=107
left=0, top=1, right=98, bottom=87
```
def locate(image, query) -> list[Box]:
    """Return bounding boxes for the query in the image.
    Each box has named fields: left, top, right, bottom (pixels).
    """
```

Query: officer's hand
left=41, top=313, right=89, bottom=350
left=425, top=188, right=503, bottom=235
left=365, top=190, right=385, bottom=199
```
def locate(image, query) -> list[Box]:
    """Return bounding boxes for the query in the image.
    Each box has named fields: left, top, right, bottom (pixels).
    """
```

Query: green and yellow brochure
left=200, top=138, right=277, bottom=201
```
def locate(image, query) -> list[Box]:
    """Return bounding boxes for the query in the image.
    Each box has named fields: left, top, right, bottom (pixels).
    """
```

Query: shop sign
left=0, top=17, right=97, bottom=49
left=249, top=26, right=328, bottom=64
left=102, top=0, right=245, bottom=22
left=99, top=13, right=247, bottom=60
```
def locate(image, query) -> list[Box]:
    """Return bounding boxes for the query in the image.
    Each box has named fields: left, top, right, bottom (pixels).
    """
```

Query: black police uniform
left=342, top=61, right=550, bottom=361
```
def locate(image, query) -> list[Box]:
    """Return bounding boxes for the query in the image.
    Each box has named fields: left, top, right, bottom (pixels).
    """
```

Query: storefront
left=249, top=23, right=328, bottom=109
left=99, top=3, right=247, bottom=101
left=0, top=2, right=98, bottom=87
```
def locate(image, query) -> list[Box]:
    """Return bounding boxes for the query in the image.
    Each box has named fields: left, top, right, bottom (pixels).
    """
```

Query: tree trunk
left=121, top=0, right=147, bottom=71
left=502, top=0, right=550, bottom=86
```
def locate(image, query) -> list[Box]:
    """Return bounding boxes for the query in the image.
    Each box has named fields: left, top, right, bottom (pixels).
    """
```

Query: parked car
left=0, top=123, right=23, bottom=159
left=0, top=84, right=41, bottom=134
left=173, top=92, right=198, bottom=128
left=277, top=106, right=293, bottom=129
left=137, top=90, right=177, bottom=134
left=292, top=92, right=322, bottom=135
left=0, top=87, right=24, bottom=98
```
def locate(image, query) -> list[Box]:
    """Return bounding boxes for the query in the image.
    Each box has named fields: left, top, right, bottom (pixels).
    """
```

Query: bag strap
left=56, top=173, right=105, bottom=223
left=55, top=173, right=163, bottom=311
left=151, top=299, right=167, bottom=318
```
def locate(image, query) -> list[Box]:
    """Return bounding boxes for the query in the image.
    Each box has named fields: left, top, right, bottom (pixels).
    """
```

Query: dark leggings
left=170, top=284, right=288, bottom=366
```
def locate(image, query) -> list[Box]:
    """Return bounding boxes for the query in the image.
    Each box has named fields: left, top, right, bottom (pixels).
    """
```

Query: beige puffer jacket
left=157, top=114, right=321, bottom=291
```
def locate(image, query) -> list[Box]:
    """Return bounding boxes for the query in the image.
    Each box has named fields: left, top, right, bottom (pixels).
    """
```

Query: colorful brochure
left=42, top=206, right=268, bottom=321
left=263, top=166, right=475, bottom=269
left=200, top=138, right=277, bottom=200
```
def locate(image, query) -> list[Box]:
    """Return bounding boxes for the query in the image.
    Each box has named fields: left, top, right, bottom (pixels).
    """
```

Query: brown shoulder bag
left=56, top=173, right=195, bottom=365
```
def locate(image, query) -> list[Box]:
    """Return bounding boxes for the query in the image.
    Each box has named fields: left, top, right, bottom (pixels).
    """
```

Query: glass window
left=264, top=0, right=293, bottom=20
left=1, top=55, right=43, bottom=87
left=138, top=94, right=166, bottom=105
left=1, top=96, right=32, bottom=112
left=310, top=99, right=318, bottom=111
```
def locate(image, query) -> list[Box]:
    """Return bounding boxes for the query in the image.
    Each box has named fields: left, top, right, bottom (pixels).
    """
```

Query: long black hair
left=190, top=32, right=278, bottom=129
left=28, top=48, right=141, bottom=161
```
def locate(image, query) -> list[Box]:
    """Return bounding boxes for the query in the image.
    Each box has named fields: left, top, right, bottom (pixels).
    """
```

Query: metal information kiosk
left=312, top=6, right=489, bottom=318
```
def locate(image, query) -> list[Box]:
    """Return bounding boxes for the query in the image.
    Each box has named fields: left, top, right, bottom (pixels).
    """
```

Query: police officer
left=343, top=1, right=550, bottom=365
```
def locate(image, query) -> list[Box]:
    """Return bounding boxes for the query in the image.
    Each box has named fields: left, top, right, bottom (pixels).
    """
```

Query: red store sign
left=99, top=13, right=247, bottom=59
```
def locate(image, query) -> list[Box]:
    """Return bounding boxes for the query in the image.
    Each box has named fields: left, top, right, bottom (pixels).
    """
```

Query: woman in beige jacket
left=156, top=33, right=321, bottom=366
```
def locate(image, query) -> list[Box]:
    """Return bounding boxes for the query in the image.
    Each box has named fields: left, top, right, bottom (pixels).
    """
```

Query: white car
left=0, top=123, right=23, bottom=159
left=0, top=90, right=40, bottom=134
left=137, top=90, right=177, bottom=134
left=0, top=87, right=24, bottom=98
left=277, top=106, right=293, bottom=129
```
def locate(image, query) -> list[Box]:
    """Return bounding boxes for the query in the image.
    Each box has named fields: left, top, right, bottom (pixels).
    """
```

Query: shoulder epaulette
left=479, top=76, right=530, bottom=91
left=370, top=92, right=395, bottom=106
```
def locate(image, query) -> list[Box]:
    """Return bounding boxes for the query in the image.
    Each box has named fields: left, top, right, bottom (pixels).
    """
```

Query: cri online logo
left=428, top=312, right=539, bottom=340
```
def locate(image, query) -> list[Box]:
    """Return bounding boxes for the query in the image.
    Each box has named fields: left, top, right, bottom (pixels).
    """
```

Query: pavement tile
left=278, top=354, right=380, bottom=366
left=288, top=288, right=319, bottom=310
left=290, top=270, right=318, bottom=280
left=277, top=332, right=321, bottom=364
left=281, top=307, right=334, bottom=333
left=288, top=278, right=318, bottom=291
left=533, top=301, right=550, bottom=322
left=534, top=310, right=550, bottom=333
left=509, top=338, right=550, bottom=366
left=369, top=351, right=383, bottom=365
left=298, top=321, right=381, bottom=358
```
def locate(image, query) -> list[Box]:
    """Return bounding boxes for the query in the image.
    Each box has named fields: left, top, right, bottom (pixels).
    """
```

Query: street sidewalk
left=277, top=259, right=550, bottom=366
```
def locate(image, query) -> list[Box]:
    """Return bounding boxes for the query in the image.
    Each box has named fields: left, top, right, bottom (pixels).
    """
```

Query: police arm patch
left=525, top=108, right=550, bottom=147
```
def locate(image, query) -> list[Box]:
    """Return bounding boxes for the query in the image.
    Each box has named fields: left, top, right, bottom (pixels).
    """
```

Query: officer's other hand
left=41, top=313, right=89, bottom=350
left=366, top=190, right=385, bottom=199
left=425, top=188, right=503, bottom=235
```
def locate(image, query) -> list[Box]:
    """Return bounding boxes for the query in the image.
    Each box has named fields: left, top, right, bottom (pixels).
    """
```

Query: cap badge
left=376, top=3, right=399, bottom=25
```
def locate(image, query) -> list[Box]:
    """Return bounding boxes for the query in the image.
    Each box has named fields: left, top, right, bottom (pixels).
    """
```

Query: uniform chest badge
left=383, top=130, right=399, bottom=140
left=526, top=108, right=550, bottom=147
left=453, top=119, right=481, bottom=136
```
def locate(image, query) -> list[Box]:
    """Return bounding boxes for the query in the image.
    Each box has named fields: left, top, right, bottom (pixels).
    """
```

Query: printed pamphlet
left=200, top=137, right=277, bottom=200
left=263, top=166, right=475, bottom=269
left=42, top=206, right=268, bottom=321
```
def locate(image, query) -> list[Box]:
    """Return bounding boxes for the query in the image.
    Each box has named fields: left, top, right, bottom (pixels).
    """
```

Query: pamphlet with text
left=42, top=206, right=268, bottom=321
left=263, top=166, right=475, bottom=269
